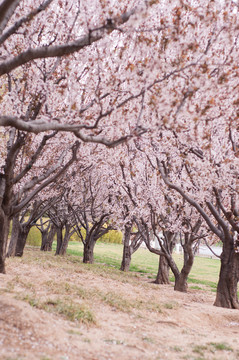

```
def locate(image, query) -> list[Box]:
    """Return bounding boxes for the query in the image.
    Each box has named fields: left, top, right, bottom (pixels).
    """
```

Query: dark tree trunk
left=0, top=209, right=9, bottom=274
left=83, top=238, right=96, bottom=264
left=57, top=225, right=71, bottom=256
left=141, top=226, right=180, bottom=286
left=155, top=231, right=176, bottom=285
left=174, top=273, right=188, bottom=292
left=46, top=225, right=55, bottom=251
left=120, top=224, right=132, bottom=271
left=174, top=234, right=194, bottom=292
left=155, top=255, right=170, bottom=284
left=214, top=239, right=239, bottom=309
left=55, top=226, right=63, bottom=255
left=120, top=248, right=131, bottom=271
left=7, top=214, right=20, bottom=257
left=41, top=223, right=56, bottom=251
left=15, top=225, right=31, bottom=257
left=40, top=229, right=49, bottom=251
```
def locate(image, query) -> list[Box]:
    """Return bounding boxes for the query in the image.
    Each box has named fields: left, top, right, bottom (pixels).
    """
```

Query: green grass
left=208, top=342, right=233, bottom=351
left=163, top=301, right=178, bottom=309
left=193, top=344, right=208, bottom=356
left=190, top=342, right=234, bottom=359
left=101, top=291, right=133, bottom=312
left=41, top=298, right=95, bottom=323
left=64, top=241, right=220, bottom=292
left=16, top=291, right=95, bottom=324
left=26, top=239, right=222, bottom=293
left=170, top=345, right=182, bottom=352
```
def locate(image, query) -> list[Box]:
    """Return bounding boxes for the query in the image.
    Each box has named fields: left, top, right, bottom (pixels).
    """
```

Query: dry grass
left=1, top=246, right=238, bottom=360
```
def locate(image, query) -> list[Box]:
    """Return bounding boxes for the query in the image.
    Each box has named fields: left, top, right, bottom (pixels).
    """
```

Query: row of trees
left=0, top=0, right=239, bottom=309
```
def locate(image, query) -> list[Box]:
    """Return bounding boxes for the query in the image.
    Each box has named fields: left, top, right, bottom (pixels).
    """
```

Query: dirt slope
left=0, top=247, right=239, bottom=360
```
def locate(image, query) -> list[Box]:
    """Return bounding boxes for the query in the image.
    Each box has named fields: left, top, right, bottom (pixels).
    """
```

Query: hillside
left=0, top=247, right=239, bottom=360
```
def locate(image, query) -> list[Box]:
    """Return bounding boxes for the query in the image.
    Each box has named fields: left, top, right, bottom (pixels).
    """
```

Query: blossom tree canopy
left=0, top=0, right=238, bottom=144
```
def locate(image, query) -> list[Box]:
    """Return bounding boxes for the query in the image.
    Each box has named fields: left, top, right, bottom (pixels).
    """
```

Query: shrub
left=26, top=226, right=42, bottom=246
left=68, top=227, right=123, bottom=244
left=100, top=230, right=123, bottom=244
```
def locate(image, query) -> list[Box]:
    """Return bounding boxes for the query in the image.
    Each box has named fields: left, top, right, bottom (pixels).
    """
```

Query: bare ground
left=0, top=247, right=239, bottom=360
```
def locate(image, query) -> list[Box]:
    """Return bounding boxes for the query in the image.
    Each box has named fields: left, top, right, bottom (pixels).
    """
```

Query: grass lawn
left=24, top=220, right=222, bottom=293
left=65, top=241, right=220, bottom=293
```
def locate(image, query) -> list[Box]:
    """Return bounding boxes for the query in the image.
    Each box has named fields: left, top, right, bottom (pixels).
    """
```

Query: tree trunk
left=40, top=229, right=49, bottom=251
left=155, top=231, right=176, bottom=284
left=174, top=273, right=188, bottom=292
left=55, top=226, right=63, bottom=255
left=214, top=239, right=239, bottom=309
left=57, top=225, right=71, bottom=256
left=0, top=209, right=9, bottom=274
left=41, top=223, right=56, bottom=251
left=155, top=255, right=170, bottom=284
left=15, top=225, right=31, bottom=257
left=174, top=234, right=194, bottom=292
left=7, top=214, right=20, bottom=257
left=120, top=248, right=131, bottom=271
left=120, top=224, right=132, bottom=271
left=83, top=238, right=96, bottom=264
left=143, top=228, right=180, bottom=286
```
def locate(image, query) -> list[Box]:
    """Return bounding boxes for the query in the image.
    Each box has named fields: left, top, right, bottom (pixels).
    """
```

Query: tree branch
left=0, top=0, right=20, bottom=36
left=13, top=131, right=57, bottom=185
left=0, top=6, right=137, bottom=76
left=0, top=0, right=54, bottom=45
left=212, top=187, right=239, bottom=233
left=12, top=141, right=79, bottom=214
left=157, top=159, right=222, bottom=239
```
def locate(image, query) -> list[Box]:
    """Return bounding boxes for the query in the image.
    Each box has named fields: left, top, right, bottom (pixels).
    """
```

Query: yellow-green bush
left=70, top=227, right=86, bottom=242
left=26, top=227, right=42, bottom=246
left=100, top=230, right=123, bottom=244
left=25, top=224, right=123, bottom=246
left=70, top=228, right=122, bottom=244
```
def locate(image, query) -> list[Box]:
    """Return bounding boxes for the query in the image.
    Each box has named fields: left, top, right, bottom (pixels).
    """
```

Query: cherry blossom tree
left=138, top=113, right=239, bottom=307
left=47, top=195, right=77, bottom=256
left=67, top=164, right=115, bottom=263
left=110, top=139, right=206, bottom=290
left=136, top=209, right=204, bottom=291
left=7, top=198, right=55, bottom=256
left=37, top=216, right=56, bottom=252
left=0, top=0, right=161, bottom=273
left=157, top=149, right=239, bottom=308
left=0, top=129, right=79, bottom=273
left=117, top=161, right=142, bottom=272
